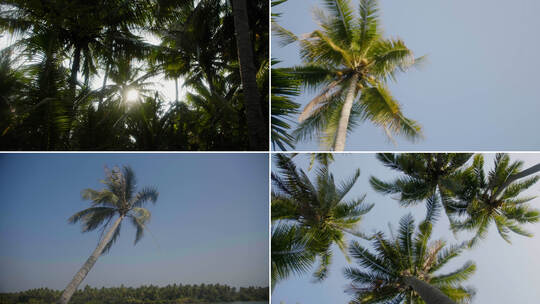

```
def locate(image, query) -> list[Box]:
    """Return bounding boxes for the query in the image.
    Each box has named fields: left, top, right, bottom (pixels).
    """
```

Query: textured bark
left=334, top=73, right=359, bottom=151
left=232, top=0, right=267, bottom=150
left=404, top=276, right=456, bottom=304
left=58, top=216, right=124, bottom=304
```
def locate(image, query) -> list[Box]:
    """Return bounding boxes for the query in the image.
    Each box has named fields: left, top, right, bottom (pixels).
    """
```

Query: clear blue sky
left=272, top=0, right=540, bottom=151
left=271, top=153, right=540, bottom=304
left=0, top=153, right=269, bottom=292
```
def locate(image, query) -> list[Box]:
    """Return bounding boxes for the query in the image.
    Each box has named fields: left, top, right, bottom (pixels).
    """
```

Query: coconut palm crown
left=59, top=165, right=158, bottom=304
left=370, top=153, right=473, bottom=223
left=272, top=154, right=374, bottom=281
left=273, top=0, right=423, bottom=150
left=68, top=165, right=159, bottom=253
left=451, top=154, right=540, bottom=246
left=345, top=214, right=476, bottom=304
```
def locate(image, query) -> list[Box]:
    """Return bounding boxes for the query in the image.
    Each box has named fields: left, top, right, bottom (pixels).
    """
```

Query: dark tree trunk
left=232, top=0, right=267, bottom=150
left=495, top=163, right=540, bottom=197
left=70, top=46, right=81, bottom=99
left=404, top=276, right=456, bottom=304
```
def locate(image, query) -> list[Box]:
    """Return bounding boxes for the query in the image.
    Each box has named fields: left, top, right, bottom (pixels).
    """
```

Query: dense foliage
left=271, top=154, right=373, bottom=284
left=371, top=153, right=540, bottom=246
left=345, top=214, right=475, bottom=303
left=0, top=284, right=269, bottom=304
left=0, top=0, right=268, bottom=150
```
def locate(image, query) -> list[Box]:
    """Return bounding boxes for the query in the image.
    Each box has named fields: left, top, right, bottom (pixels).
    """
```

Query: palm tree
left=231, top=0, right=267, bottom=151
left=184, top=77, right=245, bottom=150
left=274, top=0, right=422, bottom=151
left=345, top=214, right=475, bottom=304
left=272, top=154, right=373, bottom=281
left=369, top=153, right=473, bottom=223
left=59, top=166, right=159, bottom=304
left=451, top=154, right=540, bottom=246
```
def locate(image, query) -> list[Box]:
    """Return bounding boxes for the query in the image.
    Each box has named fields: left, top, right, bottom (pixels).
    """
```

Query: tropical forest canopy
left=0, top=284, right=269, bottom=304
left=0, top=0, right=268, bottom=151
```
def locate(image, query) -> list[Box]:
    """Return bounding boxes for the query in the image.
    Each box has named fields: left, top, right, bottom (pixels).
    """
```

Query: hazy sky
left=272, top=0, right=540, bottom=151
left=0, top=153, right=268, bottom=292
left=271, top=153, right=540, bottom=303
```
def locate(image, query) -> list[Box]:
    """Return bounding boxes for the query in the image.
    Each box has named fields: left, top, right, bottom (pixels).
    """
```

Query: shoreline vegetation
left=0, top=284, right=268, bottom=304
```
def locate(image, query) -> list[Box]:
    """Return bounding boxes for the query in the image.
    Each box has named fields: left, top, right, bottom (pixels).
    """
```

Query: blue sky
left=271, top=153, right=540, bottom=303
left=0, top=153, right=269, bottom=292
left=272, top=0, right=540, bottom=151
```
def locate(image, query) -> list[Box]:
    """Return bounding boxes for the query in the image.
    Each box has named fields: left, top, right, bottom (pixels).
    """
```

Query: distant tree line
left=0, top=284, right=268, bottom=304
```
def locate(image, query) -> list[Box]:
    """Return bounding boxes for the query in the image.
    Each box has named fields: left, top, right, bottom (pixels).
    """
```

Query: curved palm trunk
left=334, top=73, right=359, bottom=151
left=232, top=0, right=267, bottom=150
left=58, top=215, right=124, bottom=304
left=404, top=276, right=456, bottom=304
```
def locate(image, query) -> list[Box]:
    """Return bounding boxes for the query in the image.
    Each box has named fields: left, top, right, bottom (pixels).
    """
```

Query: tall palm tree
left=272, top=154, right=373, bottom=281
left=370, top=153, right=473, bottom=223
left=274, top=0, right=422, bottom=151
left=231, top=0, right=267, bottom=150
left=345, top=214, right=475, bottom=304
left=59, top=166, right=158, bottom=304
left=451, top=154, right=540, bottom=246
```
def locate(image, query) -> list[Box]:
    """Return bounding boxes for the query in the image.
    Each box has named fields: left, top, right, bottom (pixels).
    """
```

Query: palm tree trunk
left=403, top=276, right=456, bottom=304
left=334, top=73, right=359, bottom=151
left=495, top=163, right=540, bottom=197
left=58, top=215, right=124, bottom=304
left=70, top=46, right=81, bottom=99
left=232, top=0, right=267, bottom=150
left=65, top=45, right=81, bottom=145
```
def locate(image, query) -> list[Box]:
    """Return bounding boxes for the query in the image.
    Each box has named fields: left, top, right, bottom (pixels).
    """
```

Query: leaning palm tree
left=451, top=154, right=540, bottom=246
left=273, top=0, right=422, bottom=151
left=58, top=166, right=158, bottom=304
left=272, top=154, right=373, bottom=281
left=370, top=153, right=473, bottom=223
left=345, top=214, right=475, bottom=304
